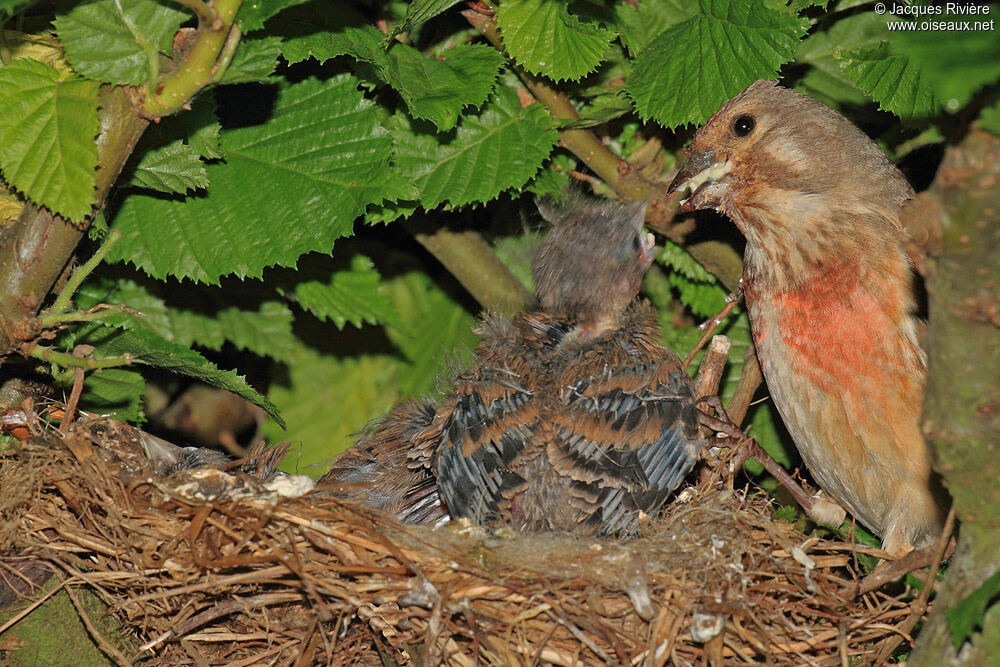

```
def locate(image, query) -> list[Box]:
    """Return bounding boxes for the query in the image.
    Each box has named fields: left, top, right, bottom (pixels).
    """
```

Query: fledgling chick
left=668, top=80, right=947, bottom=554
left=323, top=197, right=701, bottom=535
left=419, top=196, right=702, bottom=536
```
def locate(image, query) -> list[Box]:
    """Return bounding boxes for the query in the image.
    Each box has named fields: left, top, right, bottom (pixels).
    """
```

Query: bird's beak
left=667, top=150, right=733, bottom=212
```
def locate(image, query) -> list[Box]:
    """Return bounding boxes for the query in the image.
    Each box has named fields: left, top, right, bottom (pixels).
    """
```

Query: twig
left=698, top=400, right=818, bottom=516
left=64, top=584, right=132, bottom=667
left=405, top=223, right=533, bottom=313
left=683, top=286, right=743, bottom=368
left=210, top=24, right=242, bottom=83
left=142, top=0, right=242, bottom=117
left=59, top=366, right=86, bottom=433
left=872, top=507, right=956, bottom=663
left=725, top=345, right=762, bottom=427
left=694, top=335, right=731, bottom=401
left=46, top=230, right=122, bottom=317
left=28, top=346, right=135, bottom=371
left=856, top=531, right=956, bottom=597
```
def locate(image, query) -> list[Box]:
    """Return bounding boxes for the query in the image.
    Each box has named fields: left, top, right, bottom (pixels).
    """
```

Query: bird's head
left=668, top=80, right=913, bottom=286
left=532, top=195, right=658, bottom=322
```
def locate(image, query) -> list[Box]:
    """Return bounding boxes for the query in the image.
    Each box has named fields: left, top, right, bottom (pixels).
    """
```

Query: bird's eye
left=631, top=235, right=641, bottom=252
left=732, top=114, right=756, bottom=138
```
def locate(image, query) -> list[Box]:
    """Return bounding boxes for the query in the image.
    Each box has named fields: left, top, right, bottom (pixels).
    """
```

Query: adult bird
left=668, top=80, right=946, bottom=554
left=324, top=196, right=702, bottom=536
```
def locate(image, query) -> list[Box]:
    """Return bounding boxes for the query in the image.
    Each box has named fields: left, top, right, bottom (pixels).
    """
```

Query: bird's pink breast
left=747, top=261, right=913, bottom=409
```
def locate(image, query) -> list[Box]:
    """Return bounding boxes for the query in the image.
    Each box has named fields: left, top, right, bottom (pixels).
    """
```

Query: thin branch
left=64, top=584, right=132, bottom=667
left=211, top=24, right=243, bottom=84
left=142, top=0, right=242, bottom=117
left=683, top=287, right=742, bottom=368
left=461, top=9, right=744, bottom=289
left=406, top=223, right=534, bottom=313
left=47, top=230, right=122, bottom=317
left=726, top=345, right=762, bottom=427
left=28, top=346, right=135, bottom=370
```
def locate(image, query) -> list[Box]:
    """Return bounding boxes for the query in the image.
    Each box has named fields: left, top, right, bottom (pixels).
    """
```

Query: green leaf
left=669, top=272, right=726, bottom=318
left=835, top=42, right=937, bottom=121
left=237, top=0, right=312, bottom=32
left=0, top=59, right=99, bottom=222
left=129, top=140, right=209, bottom=195
left=374, top=43, right=506, bottom=131
left=156, top=94, right=223, bottom=160
left=527, top=152, right=576, bottom=200
left=73, top=322, right=284, bottom=426
left=658, top=239, right=719, bottom=283
left=218, top=37, right=283, bottom=84
left=273, top=2, right=366, bottom=65
left=796, top=11, right=883, bottom=108
left=108, top=74, right=414, bottom=283
left=54, top=0, right=189, bottom=86
left=214, top=302, right=297, bottom=360
left=295, top=18, right=504, bottom=132
left=383, top=271, right=477, bottom=398
left=497, top=0, right=615, bottom=82
left=557, top=92, right=633, bottom=129
left=388, top=82, right=559, bottom=211
left=265, top=346, right=403, bottom=475
left=613, top=0, right=699, bottom=55
left=628, top=0, right=810, bottom=128
left=389, top=0, right=462, bottom=39
left=789, top=0, right=830, bottom=9
left=76, top=277, right=297, bottom=361
left=798, top=9, right=938, bottom=120
left=891, top=27, right=1000, bottom=113
left=76, top=368, right=146, bottom=423
left=287, top=254, right=400, bottom=330
left=948, top=569, right=1000, bottom=651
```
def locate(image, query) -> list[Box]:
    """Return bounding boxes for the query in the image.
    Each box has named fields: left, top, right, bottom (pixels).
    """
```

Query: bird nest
left=1, top=412, right=933, bottom=665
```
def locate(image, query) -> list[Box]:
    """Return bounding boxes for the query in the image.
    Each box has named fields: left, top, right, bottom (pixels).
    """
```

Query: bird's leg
left=682, top=285, right=744, bottom=368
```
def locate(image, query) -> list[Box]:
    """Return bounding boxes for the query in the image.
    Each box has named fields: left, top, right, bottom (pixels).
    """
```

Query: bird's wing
left=550, top=311, right=701, bottom=535
left=434, top=363, right=537, bottom=524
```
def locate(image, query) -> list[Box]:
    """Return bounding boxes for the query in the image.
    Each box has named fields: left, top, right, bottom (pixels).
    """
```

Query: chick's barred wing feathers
left=433, top=313, right=547, bottom=525
left=550, top=303, right=701, bottom=535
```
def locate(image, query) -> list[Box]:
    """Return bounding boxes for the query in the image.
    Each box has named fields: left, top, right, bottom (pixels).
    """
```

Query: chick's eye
left=631, top=235, right=641, bottom=252
left=732, top=114, right=755, bottom=138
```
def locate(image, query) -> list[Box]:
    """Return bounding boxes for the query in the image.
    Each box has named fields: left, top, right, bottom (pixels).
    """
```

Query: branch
left=910, top=127, right=1000, bottom=663
left=462, top=9, right=743, bottom=289
left=142, top=0, right=243, bottom=117
left=406, top=222, right=534, bottom=313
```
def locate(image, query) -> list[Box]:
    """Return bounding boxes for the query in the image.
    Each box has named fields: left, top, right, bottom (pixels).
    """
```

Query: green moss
left=0, top=578, right=134, bottom=666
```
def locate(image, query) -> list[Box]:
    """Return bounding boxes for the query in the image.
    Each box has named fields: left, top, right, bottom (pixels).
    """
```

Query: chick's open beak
left=639, top=231, right=659, bottom=266
left=667, top=150, right=733, bottom=212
